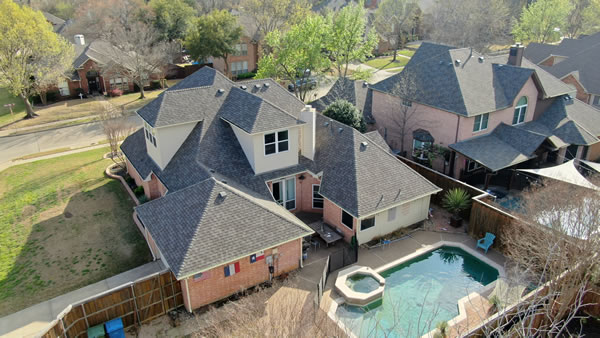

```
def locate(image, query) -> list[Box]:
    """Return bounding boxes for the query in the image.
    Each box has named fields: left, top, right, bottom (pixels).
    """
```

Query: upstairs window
left=360, top=217, right=375, bottom=231
left=264, top=130, right=289, bottom=155
left=513, top=96, right=527, bottom=125
left=233, top=43, right=248, bottom=56
left=402, top=99, right=412, bottom=107
left=473, top=113, right=489, bottom=132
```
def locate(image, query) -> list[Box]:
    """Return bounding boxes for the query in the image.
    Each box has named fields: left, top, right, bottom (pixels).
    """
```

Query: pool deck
left=304, top=229, right=506, bottom=338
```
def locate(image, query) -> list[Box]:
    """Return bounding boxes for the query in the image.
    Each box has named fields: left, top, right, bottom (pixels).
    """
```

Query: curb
left=104, top=163, right=140, bottom=206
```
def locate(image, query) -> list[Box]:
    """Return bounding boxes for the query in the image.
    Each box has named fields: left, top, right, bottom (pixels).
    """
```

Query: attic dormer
left=142, top=120, right=197, bottom=170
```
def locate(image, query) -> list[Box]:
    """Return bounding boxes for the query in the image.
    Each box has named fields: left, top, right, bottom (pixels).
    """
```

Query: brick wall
left=540, top=56, right=555, bottom=66
left=323, top=199, right=356, bottom=242
left=182, top=238, right=301, bottom=311
left=125, top=158, right=167, bottom=200
left=295, top=173, right=323, bottom=213
left=562, top=74, right=590, bottom=103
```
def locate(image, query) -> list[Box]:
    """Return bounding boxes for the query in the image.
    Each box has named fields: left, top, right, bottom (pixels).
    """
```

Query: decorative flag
left=250, top=251, right=265, bottom=263
left=193, top=271, right=210, bottom=281
left=224, top=262, right=240, bottom=277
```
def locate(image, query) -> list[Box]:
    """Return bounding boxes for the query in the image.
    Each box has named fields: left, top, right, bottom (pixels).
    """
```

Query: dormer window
left=264, top=130, right=289, bottom=155
left=144, top=122, right=157, bottom=147
left=513, top=96, right=527, bottom=125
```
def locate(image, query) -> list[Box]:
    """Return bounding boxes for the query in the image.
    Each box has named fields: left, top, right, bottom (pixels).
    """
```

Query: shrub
left=138, top=195, right=149, bottom=204
left=441, top=188, right=471, bottom=217
left=150, top=80, right=162, bottom=90
left=45, top=90, right=59, bottom=102
left=235, top=72, right=256, bottom=80
left=133, top=186, right=144, bottom=196
left=110, top=88, right=123, bottom=97
left=323, top=99, right=366, bottom=132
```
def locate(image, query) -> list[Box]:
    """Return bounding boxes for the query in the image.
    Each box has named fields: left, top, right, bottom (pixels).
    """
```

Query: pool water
left=346, top=274, right=380, bottom=293
left=497, top=195, right=523, bottom=212
left=335, top=246, right=499, bottom=337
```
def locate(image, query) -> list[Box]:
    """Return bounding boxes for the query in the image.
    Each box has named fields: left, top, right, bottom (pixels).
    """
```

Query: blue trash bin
left=104, top=317, right=125, bottom=338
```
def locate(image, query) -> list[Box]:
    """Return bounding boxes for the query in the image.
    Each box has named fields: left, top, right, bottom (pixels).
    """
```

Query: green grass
left=0, top=147, right=151, bottom=316
left=387, top=67, right=405, bottom=73
left=0, top=88, right=26, bottom=126
left=364, top=56, right=410, bottom=70
left=397, top=49, right=415, bottom=57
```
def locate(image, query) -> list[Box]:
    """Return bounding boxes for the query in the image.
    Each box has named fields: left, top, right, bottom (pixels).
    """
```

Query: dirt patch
left=22, top=205, right=37, bottom=217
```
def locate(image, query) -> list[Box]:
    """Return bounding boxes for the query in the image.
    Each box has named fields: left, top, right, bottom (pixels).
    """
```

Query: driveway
left=0, top=115, right=141, bottom=167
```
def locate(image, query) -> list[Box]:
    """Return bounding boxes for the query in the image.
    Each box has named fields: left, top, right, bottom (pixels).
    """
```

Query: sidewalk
left=0, top=114, right=102, bottom=137
left=0, top=261, right=166, bottom=338
left=0, top=143, right=110, bottom=172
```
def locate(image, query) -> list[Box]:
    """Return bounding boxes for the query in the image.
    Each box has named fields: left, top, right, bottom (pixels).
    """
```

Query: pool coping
left=327, top=241, right=506, bottom=338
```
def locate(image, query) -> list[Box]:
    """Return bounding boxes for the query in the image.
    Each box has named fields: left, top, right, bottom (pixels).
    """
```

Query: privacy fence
left=42, top=271, right=183, bottom=338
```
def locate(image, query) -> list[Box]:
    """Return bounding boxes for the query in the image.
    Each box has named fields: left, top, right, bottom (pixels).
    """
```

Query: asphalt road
left=0, top=115, right=141, bottom=166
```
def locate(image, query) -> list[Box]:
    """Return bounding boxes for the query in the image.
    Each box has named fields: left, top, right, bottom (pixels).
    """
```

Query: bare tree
left=483, top=179, right=600, bottom=336
left=426, top=0, right=512, bottom=52
left=103, top=22, right=175, bottom=99
left=99, top=98, right=135, bottom=169
left=373, top=0, right=420, bottom=61
left=241, top=0, right=311, bottom=39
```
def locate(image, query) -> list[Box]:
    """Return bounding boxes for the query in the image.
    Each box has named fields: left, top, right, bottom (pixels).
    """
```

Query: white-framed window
left=402, top=99, right=412, bottom=107
left=593, top=95, right=600, bottom=107
left=58, top=81, right=70, bottom=96
left=512, top=96, right=527, bottom=125
left=312, top=184, right=323, bottom=209
left=233, top=43, right=248, bottom=56
left=144, top=122, right=157, bottom=147
left=473, top=113, right=489, bottom=132
left=387, top=206, right=397, bottom=222
left=412, top=139, right=431, bottom=159
left=230, top=61, right=249, bottom=76
left=341, top=210, right=353, bottom=230
left=264, top=130, right=289, bottom=155
left=360, top=217, right=375, bottom=231
left=467, top=160, right=481, bottom=172
left=271, top=177, right=295, bottom=210
left=109, top=77, right=129, bottom=91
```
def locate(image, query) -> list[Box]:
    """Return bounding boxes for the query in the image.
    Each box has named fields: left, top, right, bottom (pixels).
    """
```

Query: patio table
left=307, top=221, right=343, bottom=247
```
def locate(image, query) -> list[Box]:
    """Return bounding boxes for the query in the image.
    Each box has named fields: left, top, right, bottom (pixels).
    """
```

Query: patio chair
left=477, top=232, right=495, bottom=253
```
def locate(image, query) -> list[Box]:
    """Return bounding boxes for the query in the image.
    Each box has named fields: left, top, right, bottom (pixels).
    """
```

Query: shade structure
left=518, top=160, right=599, bottom=190
left=581, top=160, right=600, bottom=173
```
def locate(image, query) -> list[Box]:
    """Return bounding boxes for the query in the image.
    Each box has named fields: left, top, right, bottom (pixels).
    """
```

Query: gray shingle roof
left=524, top=33, right=600, bottom=94
left=310, top=77, right=374, bottom=123
left=450, top=97, right=600, bottom=171
left=219, top=87, right=304, bottom=134
left=370, top=42, right=573, bottom=116
left=135, top=178, right=312, bottom=279
left=312, top=115, right=440, bottom=217
left=364, top=131, right=392, bottom=153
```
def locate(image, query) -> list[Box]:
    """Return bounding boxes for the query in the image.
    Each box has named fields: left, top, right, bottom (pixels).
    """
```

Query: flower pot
left=450, top=215, right=463, bottom=228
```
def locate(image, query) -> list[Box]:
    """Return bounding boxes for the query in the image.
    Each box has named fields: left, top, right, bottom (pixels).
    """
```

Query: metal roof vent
left=217, top=88, right=225, bottom=93
left=564, top=95, right=574, bottom=105
left=218, top=191, right=227, bottom=198
left=455, top=59, right=461, bottom=66
left=439, top=60, right=444, bottom=65
left=263, top=83, right=270, bottom=87
left=221, top=180, right=227, bottom=184
left=448, top=62, right=452, bottom=66
left=324, top=121, right=329, bottom=126
left=240, top=85, right=247, bottom=90
left=360, top=141, right=368, bottom=148
left=254, top=84, right=261, bottom=89
left=209, top=169, right=215, bottom=173
left=338, top=127, right=343, bottom=133
left=478, top=56, right=484, bottom=63
left=363, top=81, right=368, bottom=87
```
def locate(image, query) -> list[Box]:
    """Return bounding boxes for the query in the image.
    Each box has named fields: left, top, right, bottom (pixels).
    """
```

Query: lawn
left=0, top=147, right=151, bottom=316
left=0, top=88, right=26, bottom=127
left=0, top=79, right=179, bottom=130
left=397, top=49, right=415, bottom=57
left=364, top=56, right=410, bottom=70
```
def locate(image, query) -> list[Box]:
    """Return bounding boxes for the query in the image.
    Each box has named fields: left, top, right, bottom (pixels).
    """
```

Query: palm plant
left=442, top=188, right=471, bottom=227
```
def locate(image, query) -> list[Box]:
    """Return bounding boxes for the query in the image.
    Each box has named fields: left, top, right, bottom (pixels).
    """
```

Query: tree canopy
left=241, top=0, right=311, bottom=39
left=257, top=14, right=330, bottom=101
left=374, top=0, right=420, bottom=60
left=327, top=0, right=378, bottom=77
left=150, top=0, right=196, bottom=41
left=185, top=9, right=243, bottom=67
left=512, top=0, right=573, bottom=43
left=0, top=0, right=74, bottom=118
left=323, top=99, right=366, bottom=132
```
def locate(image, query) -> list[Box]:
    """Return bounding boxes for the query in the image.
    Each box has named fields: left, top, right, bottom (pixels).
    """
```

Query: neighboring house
left=47, top=35, right=155, bottom=100
left=120, top=67, right=440, bottom=312
left=524, top=32, right=600, bottom=107
left=368, top=42, right=599, bottom=183
left=310, top=77, right=375, bottom=124
left=42, top=11, right=70, bottom=34
left=210, top=11, right=261, bottom=79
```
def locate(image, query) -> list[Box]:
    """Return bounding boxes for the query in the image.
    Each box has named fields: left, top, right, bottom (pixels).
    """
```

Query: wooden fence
left=468, top=195, right=518, bottom=253
left=41, top=271, right=183, bottom=338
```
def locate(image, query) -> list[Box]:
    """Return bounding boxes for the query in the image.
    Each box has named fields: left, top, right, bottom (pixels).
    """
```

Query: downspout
left=184, top=279, right=192, bottom=313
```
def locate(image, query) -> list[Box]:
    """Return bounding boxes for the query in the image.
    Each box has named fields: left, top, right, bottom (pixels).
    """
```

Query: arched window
left=513, top=96, right=528, bottom=125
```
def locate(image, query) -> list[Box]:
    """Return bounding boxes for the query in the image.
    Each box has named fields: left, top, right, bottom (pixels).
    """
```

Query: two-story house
left=368, top=42, right=600, bottom=185
left=524, top=32, right=600, bottom=108
left=120, top=67, right=440, bottom=312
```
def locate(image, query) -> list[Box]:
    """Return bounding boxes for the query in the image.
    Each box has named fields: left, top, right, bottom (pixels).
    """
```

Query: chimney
left=74, top=34, right=85, bottom=46
left=299, top=105, right=316, bottom=161
left=508, top=43, right=524, bottom=66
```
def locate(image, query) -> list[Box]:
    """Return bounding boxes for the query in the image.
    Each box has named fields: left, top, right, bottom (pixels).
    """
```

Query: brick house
left=368, top=42, right=600, bottom=186
left=120, top=67, right=440, bottom=312
left=524, top=32, right=600, bottom=108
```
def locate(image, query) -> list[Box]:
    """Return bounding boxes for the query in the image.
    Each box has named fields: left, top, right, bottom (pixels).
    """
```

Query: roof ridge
left=165, top=85, right=220, bottom=94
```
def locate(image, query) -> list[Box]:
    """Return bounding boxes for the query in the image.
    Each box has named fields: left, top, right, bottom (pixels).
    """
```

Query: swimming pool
left=334, top=246, right=499, bottom=337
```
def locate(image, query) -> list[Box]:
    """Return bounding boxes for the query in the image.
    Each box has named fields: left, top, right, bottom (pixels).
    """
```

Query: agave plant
left=442, top=188, right=471, bottom=217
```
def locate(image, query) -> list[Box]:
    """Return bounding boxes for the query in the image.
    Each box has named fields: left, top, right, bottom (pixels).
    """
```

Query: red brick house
left=524, top=33, right=600, bottom=108
left=120, top=67, right=440, bottom=312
